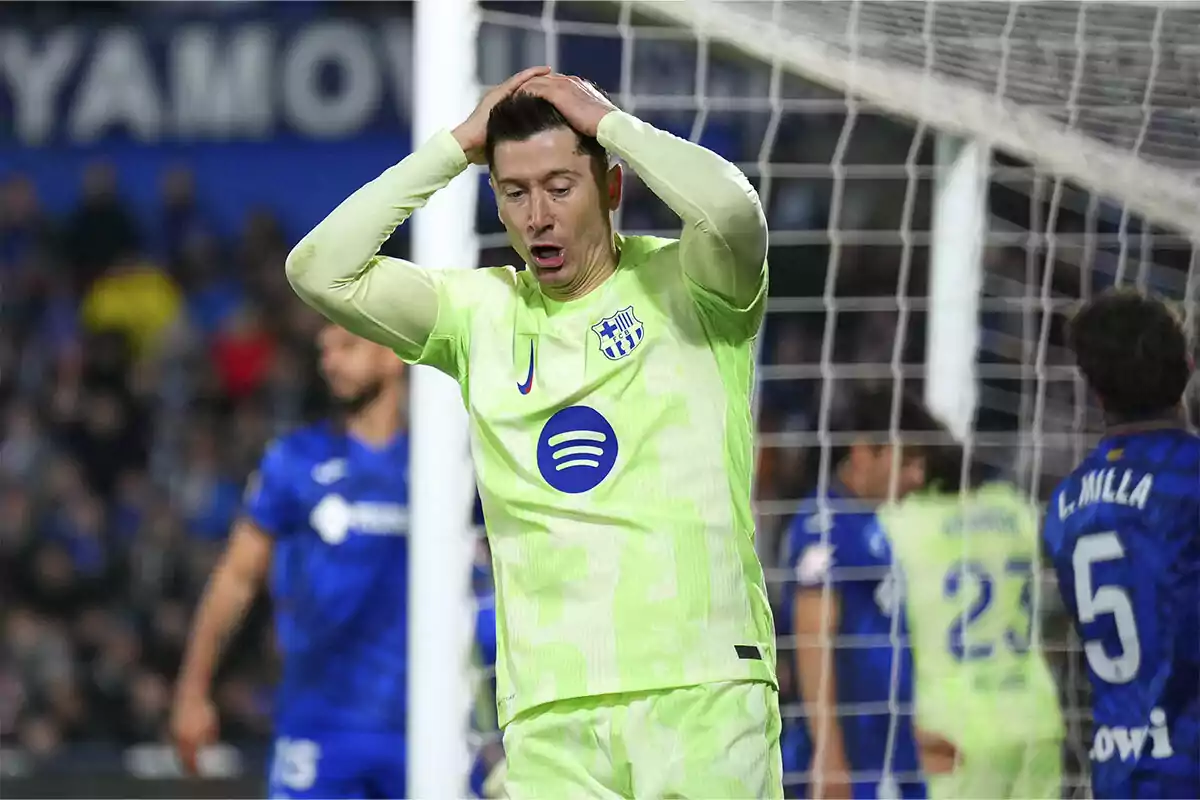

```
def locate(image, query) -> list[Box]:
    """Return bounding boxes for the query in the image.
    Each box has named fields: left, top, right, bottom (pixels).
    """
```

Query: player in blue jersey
left=469, top=496, right=507, bottom=798
left=787, top=388, right=940, bottom=799
left=1044, top=290, right=1200, bottom=799
left=171, top=323, right=412, bottom=799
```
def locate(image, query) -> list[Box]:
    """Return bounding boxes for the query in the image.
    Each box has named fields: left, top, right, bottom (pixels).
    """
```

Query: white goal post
left=408, top=1, right=480, bottom=798
left=408, top=1, right=1200, bottom=796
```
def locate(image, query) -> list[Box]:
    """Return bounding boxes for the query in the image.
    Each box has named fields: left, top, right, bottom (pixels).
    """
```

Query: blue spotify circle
left=536, top=406, right=619, bottom=494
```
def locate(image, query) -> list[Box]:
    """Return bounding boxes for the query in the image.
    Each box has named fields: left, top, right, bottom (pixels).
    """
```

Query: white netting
left=771, top=0, right=1200, bottom=173
left=461, top=2, right=1200, bottom=796
left=637, top=0, right=1200, bottom=241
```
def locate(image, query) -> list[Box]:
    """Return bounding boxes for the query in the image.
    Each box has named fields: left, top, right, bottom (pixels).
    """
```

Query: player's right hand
left=452, top=65, right=551, bottom=164
left=810, top=758, right=853, bottom=799
left=915, top=725, right=960, bottom=775
left=170, top=691, right=219, bottom=775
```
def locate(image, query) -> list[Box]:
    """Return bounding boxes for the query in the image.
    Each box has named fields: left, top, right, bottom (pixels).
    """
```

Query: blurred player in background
left=787, top=388, right=937, bottom=799
left=286, top=64, right=782, bottom=798
left=1044, top=290, right=1199, bottom=799
left=470, top=496, right=507, bottom=799
left=878, top=444, right=1064, bottom=799
left=171, top=324, right=413, bottom=799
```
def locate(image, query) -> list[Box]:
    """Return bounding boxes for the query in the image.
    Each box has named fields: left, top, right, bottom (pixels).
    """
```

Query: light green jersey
left=879, top=483, right=1065, bottom=746
left=287, top=111, right=777, bottom=726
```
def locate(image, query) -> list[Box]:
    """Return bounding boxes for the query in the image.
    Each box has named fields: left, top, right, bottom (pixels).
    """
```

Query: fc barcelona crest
left=591, top=306, right=645, bottom=361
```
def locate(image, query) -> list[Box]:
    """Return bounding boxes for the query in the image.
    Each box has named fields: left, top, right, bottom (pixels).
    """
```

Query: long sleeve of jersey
left=596, top=110, right=769, bottom=311
left=285, top=130, right=469, bottom=361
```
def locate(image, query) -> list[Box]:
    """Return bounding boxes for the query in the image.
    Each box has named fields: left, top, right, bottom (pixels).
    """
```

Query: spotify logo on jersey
left=537, top=406, right=618, bottom=494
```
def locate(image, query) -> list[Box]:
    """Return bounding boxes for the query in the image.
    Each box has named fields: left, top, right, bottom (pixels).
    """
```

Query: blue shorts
left=267, top=730, right=406, bottom=799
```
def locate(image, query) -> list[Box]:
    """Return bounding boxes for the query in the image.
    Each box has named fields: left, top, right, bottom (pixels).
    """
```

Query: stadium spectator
left=157, top=167, right=217, bottom=269
left=209, top=305, right=277, bottom=401
left=62, top=162, right=140, bottom=289
left=0, top=175, right=57, bottom=270
left=176, top=232, right=245, bottom=338
left=80, top=256, right=185, bottom=358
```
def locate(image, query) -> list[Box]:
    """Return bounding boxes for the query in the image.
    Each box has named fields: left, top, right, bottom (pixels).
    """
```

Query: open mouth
left=530, top=245, right=565, bottom=270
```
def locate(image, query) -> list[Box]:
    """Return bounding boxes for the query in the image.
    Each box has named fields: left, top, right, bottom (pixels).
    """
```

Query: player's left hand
left=170, top=691, right=219, bottom=775
left=519, top=74, right=617, bottom=137
left=915, top=725, right=961, bottom=775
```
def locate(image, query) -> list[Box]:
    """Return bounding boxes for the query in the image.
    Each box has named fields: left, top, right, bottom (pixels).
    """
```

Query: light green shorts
left=926, top=738, right=1063, bottom=800
left=502, top=680, right=783, bottom=799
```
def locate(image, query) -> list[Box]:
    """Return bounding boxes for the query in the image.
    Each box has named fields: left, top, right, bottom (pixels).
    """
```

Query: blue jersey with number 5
left=1044, top=428, right=1200, bottom=799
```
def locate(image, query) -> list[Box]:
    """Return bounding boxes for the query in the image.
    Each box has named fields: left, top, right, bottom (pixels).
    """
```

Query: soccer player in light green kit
left=286, top=66, right=781, bottom=799
left=877, top=445, right=1065, bottom=799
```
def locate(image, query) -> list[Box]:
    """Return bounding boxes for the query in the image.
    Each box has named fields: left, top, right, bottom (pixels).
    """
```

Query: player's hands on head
left=519, top=74, right=618, bottom=138
left=170, top=691, right=219, bottom=776
left=453, top=65, right=551, bottom=164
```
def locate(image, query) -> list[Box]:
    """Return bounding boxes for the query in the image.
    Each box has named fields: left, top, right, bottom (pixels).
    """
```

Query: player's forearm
left=285, top=131, right=468, bottom=335
left=596, top=110, right=767, bottom=302
left=176, top=562, right=260, bottom=697
left=794, top=592, right=852, bottom=779
left=796, top=642, right=851, bottom=768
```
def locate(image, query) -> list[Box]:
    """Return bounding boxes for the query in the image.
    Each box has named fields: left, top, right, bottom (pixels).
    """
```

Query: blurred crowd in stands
left=0, top=164, right=330, bottom=759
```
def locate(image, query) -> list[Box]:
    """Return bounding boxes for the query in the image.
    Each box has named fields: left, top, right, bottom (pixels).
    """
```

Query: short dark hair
left=829, top=384, right=947, bottom=468
left=1067, top=289, right=1191, bottom=420
left=484, top=90, right=610, bottom=174
left=921, top=442, right=995, bottom=494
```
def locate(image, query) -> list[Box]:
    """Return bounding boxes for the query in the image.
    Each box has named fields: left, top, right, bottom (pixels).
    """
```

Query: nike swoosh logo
left=517, top=340, right=534, bottom=395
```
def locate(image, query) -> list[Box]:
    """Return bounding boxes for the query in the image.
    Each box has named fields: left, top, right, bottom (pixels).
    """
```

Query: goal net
left=452, top=1, right=1200, bottom=796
